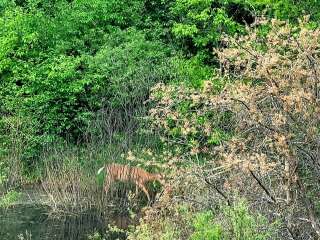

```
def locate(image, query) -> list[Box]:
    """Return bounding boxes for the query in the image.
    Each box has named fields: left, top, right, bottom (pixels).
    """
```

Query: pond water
left=0, top=190, right=131, bottom=240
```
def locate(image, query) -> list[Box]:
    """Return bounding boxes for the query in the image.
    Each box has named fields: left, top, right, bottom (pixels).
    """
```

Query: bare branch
left=203, top=177, right=231, bottom=206
left=296, top=175, right=320, bottom=237
left=249, top=169, right=276, bottom=203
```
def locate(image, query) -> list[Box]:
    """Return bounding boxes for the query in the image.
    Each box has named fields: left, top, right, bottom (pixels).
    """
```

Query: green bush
left=190, top=211, right=222, bottom=240
left=170, top=0, right=251, bottom=61
left=253, top=0, right=320, bottom=22
left=223, top=201, right=272, bottom=240
left=0, top=161, right=8, bottom=187
left=128, top=201, right=275, bottom=240
left=170, top=55, right=214, bottom=88
left=169, top=0, right=320, bottom=62
left=0, top=190, right=21, bottom=209
left=0, top=0, right=176, bottom=164
left=87, top=28, right=173, bottom=110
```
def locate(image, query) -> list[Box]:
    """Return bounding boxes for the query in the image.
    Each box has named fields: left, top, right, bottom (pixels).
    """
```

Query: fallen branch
left=203, top=177, right=231, bottom=206
left=249, top=169, right=276, bottom=203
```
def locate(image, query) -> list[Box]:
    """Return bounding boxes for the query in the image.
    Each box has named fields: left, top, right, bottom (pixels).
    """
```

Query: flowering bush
left=147, top=17, right=320, bottom=238
left=148, top=78, right=233, bottom=157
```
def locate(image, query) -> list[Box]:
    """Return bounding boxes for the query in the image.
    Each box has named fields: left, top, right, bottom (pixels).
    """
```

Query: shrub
left=87, top=28, right=173, bottom=111
left=170, top=0, right=247, bottom=62
left=147, top=16, right=320, bottom=238
left=0, top=190, right=21, bottom=209
left=222, top=201, right=272, bottom=240
left=165, top=0, right=320, bottom=63
left=147, top=78, right=232, bottom=158
left=0, top=0, right=176, bottom=164
left=210, top=17, right=320, bottom=238
left=190, top=211, right=222, bottom=240
left=170, top=55, right=214, bottom=88
left=258, top=0, right=320, bottom=22
left=128, top=200, right=273, bottom=240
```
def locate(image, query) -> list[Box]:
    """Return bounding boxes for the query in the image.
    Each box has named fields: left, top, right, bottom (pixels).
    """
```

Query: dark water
left=0, top=204, right=129, bottom=240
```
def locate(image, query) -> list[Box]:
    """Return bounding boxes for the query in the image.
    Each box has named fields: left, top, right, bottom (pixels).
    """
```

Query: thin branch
left=203, top=177, right=231, bottom=206
left=230, top=97, right=279, bottom=133
left=293, top=36, right=319, bottom=99
left=177, top=196, right=213, bottom=210
left=233, top=39, right=259, bottom=60
left=249, top=169, right=276, bottom=203
left=296, top=175, right=320, bottom=237
left=230, top=97, right=250, bottom=110
left=286, top=226, right=298, bottom=240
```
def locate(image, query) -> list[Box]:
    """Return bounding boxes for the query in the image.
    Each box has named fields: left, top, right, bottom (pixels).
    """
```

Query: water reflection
left=0, top=205, right=129, bottom=240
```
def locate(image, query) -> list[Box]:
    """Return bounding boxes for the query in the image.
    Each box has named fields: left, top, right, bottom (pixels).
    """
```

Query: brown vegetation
left=144, top=17, right=320, bottom=239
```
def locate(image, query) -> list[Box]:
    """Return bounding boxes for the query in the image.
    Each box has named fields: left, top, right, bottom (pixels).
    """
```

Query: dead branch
left=249, top=169, right=276, bottom=203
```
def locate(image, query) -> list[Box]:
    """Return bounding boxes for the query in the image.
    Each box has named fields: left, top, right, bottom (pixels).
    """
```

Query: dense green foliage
left=0, top=0, right=175, bottom=163
left=157, top=0, right=320, bottom=62
left=1, top=0, right=319, bottom=163
left=129, top=201, right=274, bottom=240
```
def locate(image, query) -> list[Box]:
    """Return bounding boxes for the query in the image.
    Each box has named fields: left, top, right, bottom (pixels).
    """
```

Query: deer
left=97, top=163, right=165, bottom=203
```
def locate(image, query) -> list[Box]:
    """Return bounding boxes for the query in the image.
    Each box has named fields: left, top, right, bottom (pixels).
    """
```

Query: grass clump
left=0, top=190, right=21, bottom=209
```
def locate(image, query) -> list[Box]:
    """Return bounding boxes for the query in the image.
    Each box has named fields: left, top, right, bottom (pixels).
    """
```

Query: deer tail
left=97, top=166, right=105, bottom=175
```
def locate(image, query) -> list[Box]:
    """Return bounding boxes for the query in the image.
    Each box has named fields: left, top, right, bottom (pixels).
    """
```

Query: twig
left=233, top=39, right=259, bottom=60
left=296, top=175, right=320, bottom=237
left=230, top=97, right=250, bottom=110
left=203, top=177, right=231, bottom=206
left=249, top=169, right=276, bottom=203
left=293, top=36, right=319, bottom=99
left=286, top=226, right=298, bottom=240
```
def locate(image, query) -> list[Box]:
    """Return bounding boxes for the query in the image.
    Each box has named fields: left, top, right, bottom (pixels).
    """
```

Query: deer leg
left=137, top=182, right=150, bottom=203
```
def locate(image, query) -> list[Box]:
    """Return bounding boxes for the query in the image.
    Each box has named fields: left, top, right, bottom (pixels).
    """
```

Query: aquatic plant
left=0, top=190, right=21, bottom=209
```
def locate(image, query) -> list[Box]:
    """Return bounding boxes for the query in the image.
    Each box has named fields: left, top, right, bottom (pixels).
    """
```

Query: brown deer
left=98, top=163, right=164, bottom=202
